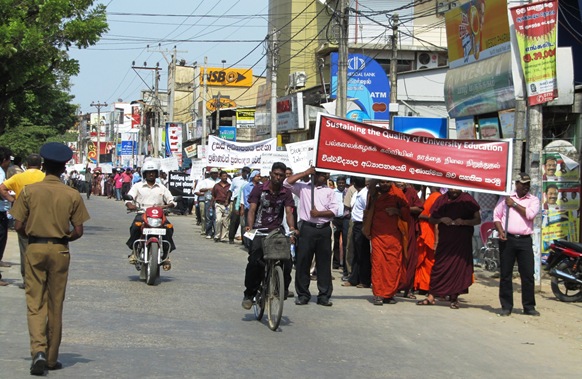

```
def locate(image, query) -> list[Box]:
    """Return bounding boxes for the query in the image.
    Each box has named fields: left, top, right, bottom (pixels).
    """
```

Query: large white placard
left=285, top=140, right=315, bottom=172
left=206, top=136, right=276, bottom=168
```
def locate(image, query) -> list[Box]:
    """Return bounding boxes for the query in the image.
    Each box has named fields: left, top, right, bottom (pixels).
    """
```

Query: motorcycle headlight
left=147, top=217, right=163, bottom=227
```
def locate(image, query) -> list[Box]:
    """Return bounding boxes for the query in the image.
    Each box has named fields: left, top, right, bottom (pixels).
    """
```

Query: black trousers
left=499, top=235, right=536, bottom=311
left=0, top=211, right=8, bottom=262
left=228, top=208, right=241, bottom=242
left=126, top=214, right=176, bottom=252
left=243, top=234, right=292, bottom=298
left=332, top=217, right=349, bottom=269
left=347, top=222, right=371, bottom=286
left=295, top=223, right=333, bottom=302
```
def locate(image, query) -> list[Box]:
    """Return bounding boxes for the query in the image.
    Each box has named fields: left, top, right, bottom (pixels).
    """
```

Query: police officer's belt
left=28, top=236, right=69, bottom=245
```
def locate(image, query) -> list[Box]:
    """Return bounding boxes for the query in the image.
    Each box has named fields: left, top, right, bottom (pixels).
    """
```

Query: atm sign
left=203, top=67, right=253, bottom=87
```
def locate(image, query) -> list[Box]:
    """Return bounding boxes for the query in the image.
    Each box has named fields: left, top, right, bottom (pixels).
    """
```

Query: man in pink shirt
left=493, top=172, right=540, bottom=317
left=114, top=169, right=124, bottom=201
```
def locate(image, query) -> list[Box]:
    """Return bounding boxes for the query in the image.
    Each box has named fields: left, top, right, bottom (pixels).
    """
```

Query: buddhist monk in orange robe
left=414, top=187, right=440, bottom=292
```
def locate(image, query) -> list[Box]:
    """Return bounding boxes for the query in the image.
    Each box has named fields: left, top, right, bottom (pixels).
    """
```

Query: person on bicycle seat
left=125, top=160, right=176, bottom=267
left=241, top=162, right=297, bottom=310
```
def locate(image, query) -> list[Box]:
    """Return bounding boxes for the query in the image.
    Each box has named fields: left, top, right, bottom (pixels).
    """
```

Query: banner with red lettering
left=510, top=0, right=558, bottom=106
left=313, top=114, right=513, bottom=195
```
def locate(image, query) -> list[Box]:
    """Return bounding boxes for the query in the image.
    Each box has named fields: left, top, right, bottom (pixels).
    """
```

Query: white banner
left=259, top=152, right=290, bottom=176
left=206, top=135, right=276, bottom=168
left=285, top=140, right=315, bottom=172
left=190, top=159, right=208, bottom=181
left=160, top=157, right=179, bottom=173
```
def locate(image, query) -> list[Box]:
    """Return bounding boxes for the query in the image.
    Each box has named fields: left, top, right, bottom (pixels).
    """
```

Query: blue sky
left=69, top=0, right=269, bottom=113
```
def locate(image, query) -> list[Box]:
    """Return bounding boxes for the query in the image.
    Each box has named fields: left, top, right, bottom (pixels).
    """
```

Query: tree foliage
left=0, top=119, right=77, bottom=159
left=0, top=0, right=108, bottom=135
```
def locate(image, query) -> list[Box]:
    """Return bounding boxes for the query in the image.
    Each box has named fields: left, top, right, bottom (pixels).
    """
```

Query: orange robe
left=370, top=185, right=410, bottom=298
left=414, top=191, right=439, bottom=292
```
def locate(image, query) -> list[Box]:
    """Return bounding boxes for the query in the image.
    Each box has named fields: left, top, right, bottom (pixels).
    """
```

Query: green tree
left=0, top=0, right=108, bottom=134
left=0, top=119, right=77, bottom=159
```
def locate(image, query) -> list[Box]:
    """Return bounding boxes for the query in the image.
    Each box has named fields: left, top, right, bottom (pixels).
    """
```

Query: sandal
left=341, top=282, right=355, bottom=287
left=416, top=298, right=435, bottom=306
left=450, top=301, right=459, bottom=309
left=406, top=292, right=417, bottom=300
left=373, top=296, right=383, bottom=306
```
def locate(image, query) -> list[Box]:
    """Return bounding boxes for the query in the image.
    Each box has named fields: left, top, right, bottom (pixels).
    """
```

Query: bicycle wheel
left=253, top=282, right=265, bottom=321
left=267, top=264, right=285, bottom=331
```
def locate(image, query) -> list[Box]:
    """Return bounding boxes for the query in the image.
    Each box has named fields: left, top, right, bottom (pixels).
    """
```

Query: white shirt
left=194, top=177, right=219, bottom=201
left=229, top=175, right=247, bottom=200
left=351, top=187, right=368, bottom=222
left=333, top=188, right=346, bottom=217
left=126, top=181, right=175, bottom=209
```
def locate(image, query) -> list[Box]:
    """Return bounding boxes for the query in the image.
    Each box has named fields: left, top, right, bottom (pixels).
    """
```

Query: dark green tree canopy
left=0, top=0, right=108, bottom=137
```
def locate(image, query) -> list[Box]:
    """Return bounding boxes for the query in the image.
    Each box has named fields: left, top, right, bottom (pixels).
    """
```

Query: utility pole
left=132, top=61, right=162, bottom=157
left=269, top=28, right=279, bottom=140
left=202, top=56, right=208, bottom=148
left=389, top=14, right=399, bottom=127
left=147, top=45, right=187, bottom=123
left=336, top=0, right=349, bottom=119
left=215, top=91, right=222, bottom=135
left=90, top=101, right=108, bottom=167
left=154, top=62, right=160, bottom=157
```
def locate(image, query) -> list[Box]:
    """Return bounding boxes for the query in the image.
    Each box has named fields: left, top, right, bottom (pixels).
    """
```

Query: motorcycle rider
left=125, top=160, right=176, bottom=268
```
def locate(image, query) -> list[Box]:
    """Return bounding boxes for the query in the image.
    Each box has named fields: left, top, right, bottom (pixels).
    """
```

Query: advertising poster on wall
left=392, top=117, right=448, bottom=138
left=455, top=116, right=476, bottom=139
left=445, top=0, right=511, bottom=68
left=510, top=0, right=558, bottom=105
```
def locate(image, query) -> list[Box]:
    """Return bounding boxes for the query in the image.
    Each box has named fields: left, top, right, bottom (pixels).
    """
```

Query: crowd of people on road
left=0, top=145, right=542, bottom=374
left=186, top=163, right=540, bottom=316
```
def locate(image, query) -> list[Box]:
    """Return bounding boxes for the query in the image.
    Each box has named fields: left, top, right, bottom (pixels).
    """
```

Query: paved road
left=0, top=196, right=580, bottom=378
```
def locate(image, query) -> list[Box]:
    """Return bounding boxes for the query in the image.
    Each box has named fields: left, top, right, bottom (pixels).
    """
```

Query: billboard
left=202, top=67, right=253, bottom=87
left=330, top=53, right=390, bottom=121
left=445, top=0, right=511, bottom=69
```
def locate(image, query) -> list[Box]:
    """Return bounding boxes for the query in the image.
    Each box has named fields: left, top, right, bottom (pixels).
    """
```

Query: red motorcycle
left=545, top=240, right=582, bottom=302
left=128, top=200, right=173, bottom=285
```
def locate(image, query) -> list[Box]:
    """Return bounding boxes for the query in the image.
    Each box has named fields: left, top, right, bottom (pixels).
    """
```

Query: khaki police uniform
left=11, top=171, right=90, bottom=368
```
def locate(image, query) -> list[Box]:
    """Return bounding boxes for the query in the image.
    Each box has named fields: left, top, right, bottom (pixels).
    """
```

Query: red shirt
left=211, top=181, right=231, bottom=204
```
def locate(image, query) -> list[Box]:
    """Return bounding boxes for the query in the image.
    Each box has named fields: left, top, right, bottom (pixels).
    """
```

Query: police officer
left=11, top=143, right=91, bottom=375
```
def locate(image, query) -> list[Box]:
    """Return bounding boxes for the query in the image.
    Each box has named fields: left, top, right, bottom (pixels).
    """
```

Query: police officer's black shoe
left=48, top=362, right=63, bottom=370
left=30, top=352, right=47, bottom=376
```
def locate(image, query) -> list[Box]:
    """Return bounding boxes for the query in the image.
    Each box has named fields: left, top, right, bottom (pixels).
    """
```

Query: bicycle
left=252, top=228, right=294, bottom=331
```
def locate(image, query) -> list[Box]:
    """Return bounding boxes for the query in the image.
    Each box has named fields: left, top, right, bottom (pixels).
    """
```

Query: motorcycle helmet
left=142, top=160, right=160, bottom=178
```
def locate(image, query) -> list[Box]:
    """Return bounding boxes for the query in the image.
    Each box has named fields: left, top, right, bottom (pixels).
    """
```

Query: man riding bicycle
left=241, top=162, right=297, bottom=309
left=125, top=160, right=176, bottom=268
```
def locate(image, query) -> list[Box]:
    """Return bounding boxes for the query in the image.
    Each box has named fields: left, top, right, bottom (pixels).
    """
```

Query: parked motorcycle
left=126, top=196, right=173, bottom=285
left=545, top=239, right=582, bottom=302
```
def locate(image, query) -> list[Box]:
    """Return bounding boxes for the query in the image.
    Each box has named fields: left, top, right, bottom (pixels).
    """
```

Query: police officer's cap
left=40, top=142, right=73, bottom=164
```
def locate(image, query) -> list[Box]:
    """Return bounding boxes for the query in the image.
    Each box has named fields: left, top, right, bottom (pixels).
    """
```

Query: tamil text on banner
left=510, top=0, right=558, bottom=106
left=313, top=114, right=513, bottom=195
left=285, top=140, right=315, bottom=173
left=206, top=135, right=276, bottom=168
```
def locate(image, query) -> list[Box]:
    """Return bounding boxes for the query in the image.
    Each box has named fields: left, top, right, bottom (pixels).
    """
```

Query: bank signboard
left=330, top=53, right=390, bottom=121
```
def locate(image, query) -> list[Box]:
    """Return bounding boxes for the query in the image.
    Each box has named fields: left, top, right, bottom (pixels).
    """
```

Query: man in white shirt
left=342, top=177, right=370, bottom=288
left=125, top=161, right=176, bottom=265
left=228, top=167, right=250, bottom=243
left=194, top=168, right=220, bottom=238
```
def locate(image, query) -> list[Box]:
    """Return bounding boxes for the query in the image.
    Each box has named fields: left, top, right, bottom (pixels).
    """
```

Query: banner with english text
left=313, top=114, right=513, bottom=195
